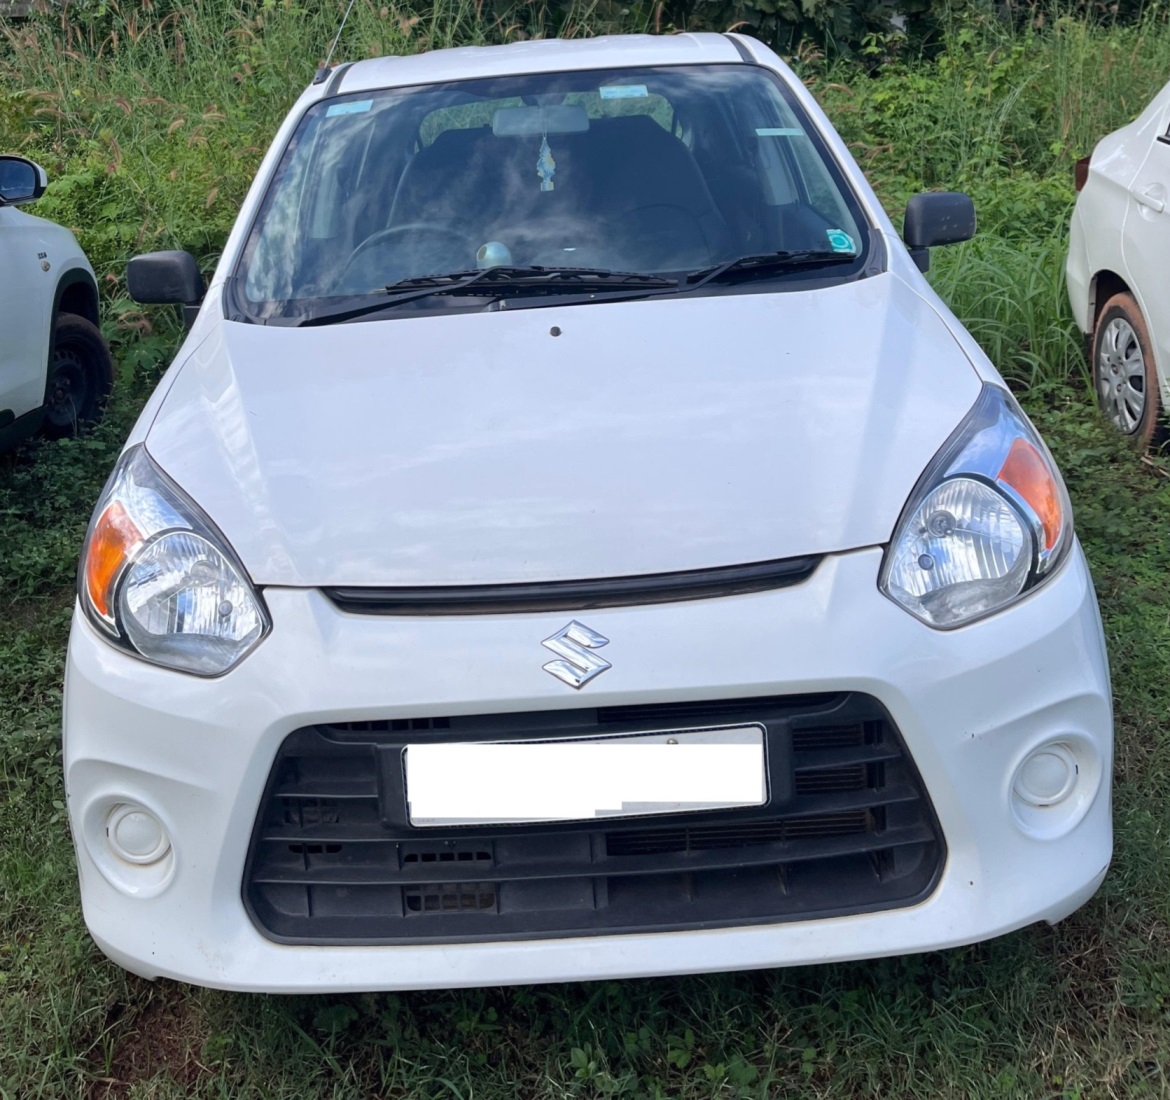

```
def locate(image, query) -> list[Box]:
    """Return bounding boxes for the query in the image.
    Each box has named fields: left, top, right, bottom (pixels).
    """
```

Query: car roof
left=332, top=32, right=746, bottom=95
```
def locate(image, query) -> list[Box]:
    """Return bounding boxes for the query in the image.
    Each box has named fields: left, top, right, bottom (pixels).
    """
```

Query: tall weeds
left=2, top=2, right=1169, bottom=387
left=801, top=4, right=1170, bottom=386
left=0, top=0, right=627, bottom=375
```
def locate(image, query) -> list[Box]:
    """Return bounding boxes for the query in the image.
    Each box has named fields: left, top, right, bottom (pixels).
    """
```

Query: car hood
left=145, top=275, right=982, bottom=587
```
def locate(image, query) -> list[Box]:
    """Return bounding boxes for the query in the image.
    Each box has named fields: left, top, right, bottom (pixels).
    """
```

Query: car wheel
left=42, top=312, right=114, bottom=439
left=1092, top=292, right=1164, bottom=446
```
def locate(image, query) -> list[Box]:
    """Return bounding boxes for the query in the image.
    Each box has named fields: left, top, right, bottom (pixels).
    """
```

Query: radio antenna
left=314, top=0, right=358, bottom=83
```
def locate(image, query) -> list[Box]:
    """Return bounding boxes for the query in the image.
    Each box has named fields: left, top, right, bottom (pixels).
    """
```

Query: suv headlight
left=78, top=445, right=270, bottom=675
left=879, top=384, right=1072, bottom=629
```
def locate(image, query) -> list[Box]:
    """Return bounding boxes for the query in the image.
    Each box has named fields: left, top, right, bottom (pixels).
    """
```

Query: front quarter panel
left=0, top=208, right=91, bottom=418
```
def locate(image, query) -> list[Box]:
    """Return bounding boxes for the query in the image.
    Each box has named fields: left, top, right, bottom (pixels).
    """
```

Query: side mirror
left=0, top=155, right=48, bottom=206
left=903, top=192, right=976, bottom=273
left=128, top=250, right=205, bottom=328
left=128, top=250, right=205, bottom=304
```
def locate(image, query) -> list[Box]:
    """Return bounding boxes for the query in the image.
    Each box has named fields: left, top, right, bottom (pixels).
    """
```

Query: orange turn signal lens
left=84, top=501, right=144, bottom=621
left=997, top=437, right=1063, bottom=552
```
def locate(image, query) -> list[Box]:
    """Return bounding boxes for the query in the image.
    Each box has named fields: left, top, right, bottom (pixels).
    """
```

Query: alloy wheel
left=1097, top=316, right=1146, bottom=433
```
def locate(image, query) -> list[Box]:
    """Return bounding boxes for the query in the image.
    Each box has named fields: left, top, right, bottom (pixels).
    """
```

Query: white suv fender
left=0, top=155, right=111, bottom=449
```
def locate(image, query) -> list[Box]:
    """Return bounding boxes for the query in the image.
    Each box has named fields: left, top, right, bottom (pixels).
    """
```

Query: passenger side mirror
left=0, top=155, right=47, bottom=206
left=128, top=250, right=205, bottom=328
left=903, top=192, right=976, bottom=273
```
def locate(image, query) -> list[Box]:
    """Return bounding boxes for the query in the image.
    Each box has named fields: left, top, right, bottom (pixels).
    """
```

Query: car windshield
left=234, top=64, right=870, bottom=321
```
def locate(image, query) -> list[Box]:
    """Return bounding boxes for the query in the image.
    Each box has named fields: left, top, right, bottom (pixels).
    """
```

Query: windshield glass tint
left=236, top=64, right=868, bottom=318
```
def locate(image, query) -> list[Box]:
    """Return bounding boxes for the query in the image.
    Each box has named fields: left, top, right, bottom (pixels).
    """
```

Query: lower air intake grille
left=244, top=693, right=943, bottom=945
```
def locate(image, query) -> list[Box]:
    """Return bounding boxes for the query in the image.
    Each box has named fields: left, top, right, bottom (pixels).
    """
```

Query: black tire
left=1091, top=291, right=1164, bottom=447
left=41, top=312, right=114, bottom=440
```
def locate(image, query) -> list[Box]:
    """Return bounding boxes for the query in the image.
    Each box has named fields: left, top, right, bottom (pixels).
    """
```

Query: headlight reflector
left=78, top=446, right=269, bottom=675
left=119, top=530, right=267, bottom=675
left=882, top=477, right=1032, bottom=628
left=879, top=385, right=1072, bottom=629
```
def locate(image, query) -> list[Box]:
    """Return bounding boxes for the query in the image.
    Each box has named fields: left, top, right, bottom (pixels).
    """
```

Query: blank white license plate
left=405, top=725, right=766, bottom=827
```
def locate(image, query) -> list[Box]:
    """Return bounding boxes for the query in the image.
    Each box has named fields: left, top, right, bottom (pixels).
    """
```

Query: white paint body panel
left=144, top=275, right=980, bottom=586
left=1067, top=79, right=1170, bottom=404
left=335, top=32, right=744, bottom=93
left=65, top=545, right=1111, bottom=991
left=64, top=33, right=1113, bottom=991
left=0, top=203, right=94, bottom=419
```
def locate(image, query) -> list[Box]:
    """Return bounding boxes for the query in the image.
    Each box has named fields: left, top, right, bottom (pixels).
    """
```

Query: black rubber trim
left=1157, top=133, right=1170, bottom=146
left=324, top=555, right=822, bottom=615
left=723, top=33, right=755, bottom=62
left=864, top=228, right=888, bottom=277
left=323, top=62, right=355, bottom=98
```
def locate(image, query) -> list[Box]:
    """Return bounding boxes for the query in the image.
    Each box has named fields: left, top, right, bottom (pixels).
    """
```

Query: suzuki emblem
left=541, top=620, right=611, bottom=689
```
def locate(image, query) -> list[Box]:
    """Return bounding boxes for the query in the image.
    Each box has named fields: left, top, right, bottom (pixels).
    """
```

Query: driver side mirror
left=0, top=155, right=48, bottom=207
left=903, top=192, right=977, bottom=273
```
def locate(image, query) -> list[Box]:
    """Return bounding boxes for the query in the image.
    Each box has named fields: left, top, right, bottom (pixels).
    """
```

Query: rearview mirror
left=0, top=155, right=47, bottom=206
left=903, top=192, right=976, bottom=272
left=492, top=105, right=590, bottom=137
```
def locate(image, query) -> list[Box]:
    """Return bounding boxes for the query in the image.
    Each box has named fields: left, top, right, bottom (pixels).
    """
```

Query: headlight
left=78, top=445, right=270, bottom=675
left=879, top=385, right=1072, bottom=629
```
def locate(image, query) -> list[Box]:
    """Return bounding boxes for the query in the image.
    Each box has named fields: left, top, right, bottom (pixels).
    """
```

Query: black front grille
left=244, top=694, right=943, bottom=945
left=323, top=556, right=821, bottom=616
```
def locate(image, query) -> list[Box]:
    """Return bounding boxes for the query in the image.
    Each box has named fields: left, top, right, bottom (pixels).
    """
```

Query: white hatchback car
left=1068, top=78, right=1170, bottom=444
left=0, top=155, right=112, bottom=447
left=66, top=33, right=1112, bottom=993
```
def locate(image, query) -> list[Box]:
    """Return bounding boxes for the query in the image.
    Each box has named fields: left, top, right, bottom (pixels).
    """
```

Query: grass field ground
left=4, top=4, right=1170, bottom=1097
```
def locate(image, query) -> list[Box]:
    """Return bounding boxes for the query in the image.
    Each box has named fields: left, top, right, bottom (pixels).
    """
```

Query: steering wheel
left=343, top=222, right=476, bottom=276
left=613, top=203, right=713, bottom=269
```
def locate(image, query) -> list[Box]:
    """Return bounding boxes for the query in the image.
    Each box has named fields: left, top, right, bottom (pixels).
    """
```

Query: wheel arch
left=53, top=266, right=100, bottom=327
left=44, top=267, right=102, bottom=405
left=1089, top=270, right=1131, bottom=326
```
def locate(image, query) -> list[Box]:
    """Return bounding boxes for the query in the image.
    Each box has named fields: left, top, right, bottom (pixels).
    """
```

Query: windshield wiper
left=393, top=266, right=677, bottom=290
left=293, top=266, right=678, bottom=327
left=684, top=249, right=858, bottom=293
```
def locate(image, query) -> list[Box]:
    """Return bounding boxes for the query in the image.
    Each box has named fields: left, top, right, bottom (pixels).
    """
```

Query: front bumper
left=64, top=544, right=1112, bottom=993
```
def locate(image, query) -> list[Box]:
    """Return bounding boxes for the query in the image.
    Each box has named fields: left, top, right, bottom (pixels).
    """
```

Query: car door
left=1120, top=82, right=1170, bottom=406
left=0, top=203, right=54, bottom=422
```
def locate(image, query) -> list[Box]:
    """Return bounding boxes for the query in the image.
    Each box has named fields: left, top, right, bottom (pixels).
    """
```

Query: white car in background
left=65, top=33, right=1112, bottom=993
left=0, top=155, right=112, bottom=448
left=1068, top=79, right=1170, bottom=445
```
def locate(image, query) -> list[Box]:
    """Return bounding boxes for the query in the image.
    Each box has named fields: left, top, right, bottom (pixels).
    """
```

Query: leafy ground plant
left=4, top=3, right=1170, bottom=1098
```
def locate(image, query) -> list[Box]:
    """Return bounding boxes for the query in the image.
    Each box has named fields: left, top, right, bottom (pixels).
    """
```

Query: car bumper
left=64, top=544, right=1112, bottom=993
left=1067, top=199, right=1092, bottom=336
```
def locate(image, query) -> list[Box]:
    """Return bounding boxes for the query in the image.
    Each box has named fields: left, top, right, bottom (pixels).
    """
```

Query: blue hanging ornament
left=537, top=135, right=556, bottom=192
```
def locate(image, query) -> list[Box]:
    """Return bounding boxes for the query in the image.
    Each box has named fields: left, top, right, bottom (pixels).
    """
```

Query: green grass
left=5, top=3, right=1170, bottom=1097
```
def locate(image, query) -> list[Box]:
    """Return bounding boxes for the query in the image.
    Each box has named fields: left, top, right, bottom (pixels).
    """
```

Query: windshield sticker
left=755, top=127, right=805, bottom=137
left=599, top=84, right=648, bottom=99
left=826, top=229, right=857, bottom=253
left=537, top=136, right=556, bottom=192
left=325, top=99, right=373, bottom=117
